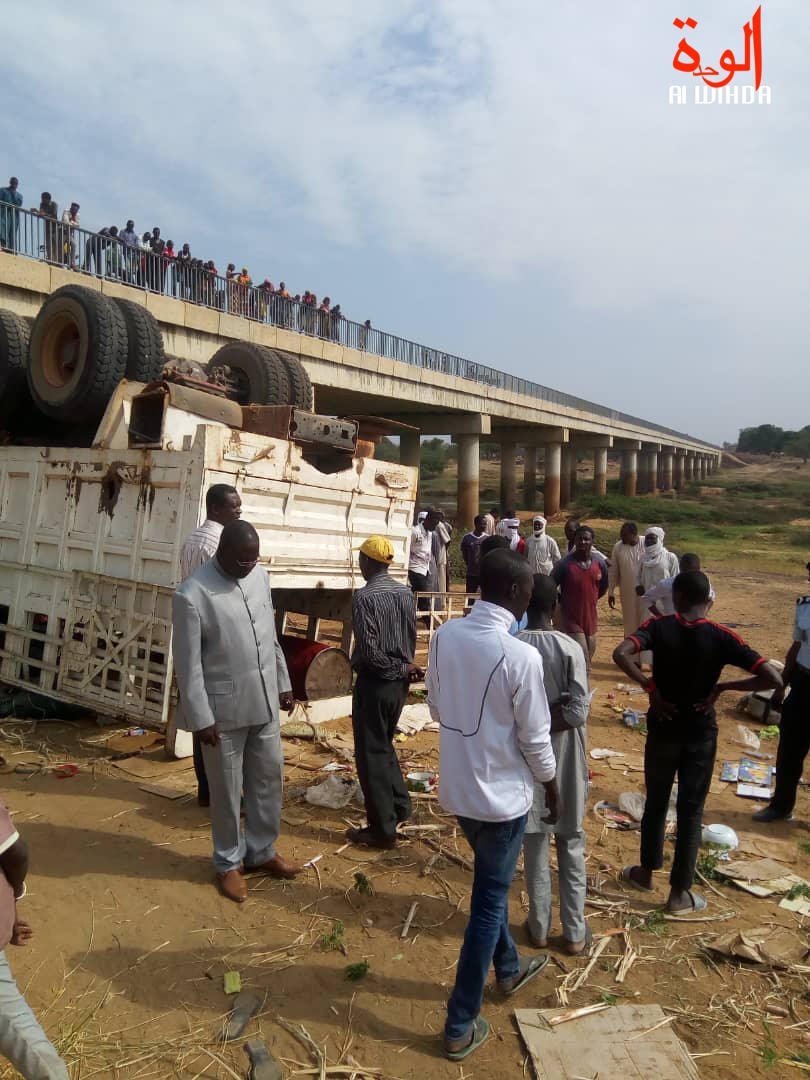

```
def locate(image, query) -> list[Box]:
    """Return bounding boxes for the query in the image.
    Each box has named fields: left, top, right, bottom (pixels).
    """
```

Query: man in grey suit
left=172, top=520, right=301, bottom=903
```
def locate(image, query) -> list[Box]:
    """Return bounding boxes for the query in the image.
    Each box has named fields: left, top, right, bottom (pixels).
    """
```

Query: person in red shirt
left=551, top=526, right=608, bottom=669
left=613, top=571, right=782, bottom=913
left=0, top=798, right=69, bottom=1077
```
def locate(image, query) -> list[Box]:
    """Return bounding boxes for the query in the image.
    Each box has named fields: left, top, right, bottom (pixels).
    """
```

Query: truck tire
left=205, top=342, right=290, bottom=406
left=0, top=309, right=31, bottom=430
left=27, top=285, right=127, bottom=423
left=276, top=350, right=314, bottom=410
left=113, top=297, right=166, bottom=382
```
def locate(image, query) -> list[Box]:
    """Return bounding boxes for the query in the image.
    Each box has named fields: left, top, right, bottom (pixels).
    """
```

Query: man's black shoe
left=752, top=806, right=794, bottom=823
left=346, top=826, right=397, bottom=850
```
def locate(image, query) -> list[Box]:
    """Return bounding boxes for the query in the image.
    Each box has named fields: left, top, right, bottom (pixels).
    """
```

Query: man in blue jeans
left=426, top=548, right=559, bottom=1061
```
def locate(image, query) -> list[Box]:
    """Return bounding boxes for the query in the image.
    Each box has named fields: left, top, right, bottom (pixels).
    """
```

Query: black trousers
left=771, top=669, right=810, bottom=816
left=352, top=674, right=411, bottom=839
left=408, top=569, right=430, bottom=612
left=465, top=574, right=480, bottom=594
left=640, top=719, right=717, bottom=892
left=192, top=731, right=209, bottom=802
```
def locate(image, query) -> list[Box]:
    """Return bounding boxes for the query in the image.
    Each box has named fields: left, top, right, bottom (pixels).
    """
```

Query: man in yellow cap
left=348, top=536, right=423, bottom=849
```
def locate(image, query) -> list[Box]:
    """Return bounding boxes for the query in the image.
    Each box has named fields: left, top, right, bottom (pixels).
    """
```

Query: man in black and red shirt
left=613, top=571, right=782, bottom=914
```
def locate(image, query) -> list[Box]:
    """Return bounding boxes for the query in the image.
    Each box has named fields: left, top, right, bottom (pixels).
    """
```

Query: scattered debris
left=244, top=1037, right=282, bottom=1080
left=305, top=775, right=360, bottom=809
left=405, top=770, right=436, bottom=793
left=400, top=901, right=419, bottom=939
left=515, top=1004, right=699, bottom=1079
left=707, top=926, right=810, bottom=972
left=590, top=748, right=625, bottom=760
left=223, top=971, right=242, bottom=995
left=221, top=991, right=260, bottom=1042
left=396, top=703, right=437, bottom=735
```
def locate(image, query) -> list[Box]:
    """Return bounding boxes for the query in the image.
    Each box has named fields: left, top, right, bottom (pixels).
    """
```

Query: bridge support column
left=559, top=446, right=572, bottom=508
left=593, top=446, right=608, bottom=497
left=500, top=440, right=517, bottom=513
left=674, top=452, right=686, bottom=491
left=543, top=442, right=561, bottom=516
left=661, top=452, right=674, bottom=492
left=620, top=449, right=638, bottom=497
left=684, top=455, right=694, bottom=483
left=698, top=456, right=707, bottom=481
left=569, top=449, right=579, bottom=502
left=643, top=450, right=658, bottom=495
left=456, top=434, right=479, bottom=528
left=400, top=431, right=421, bottom=509
left=523, top=445, right=537, bottom=509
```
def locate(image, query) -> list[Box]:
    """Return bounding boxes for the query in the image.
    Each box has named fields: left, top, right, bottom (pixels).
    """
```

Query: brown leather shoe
left=217, top=869, right=247, bottom=903
left=244, top=854, right=301, bottom=879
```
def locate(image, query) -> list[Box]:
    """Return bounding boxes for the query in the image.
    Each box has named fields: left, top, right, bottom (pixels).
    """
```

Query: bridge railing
left=0, top=203, right=715, bottom=448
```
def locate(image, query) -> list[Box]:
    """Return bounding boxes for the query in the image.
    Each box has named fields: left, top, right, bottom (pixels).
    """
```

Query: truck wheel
left=205, top=342, right=290, bottom=406
left=113, top=298, right=166, bottom=382
left=27, top=285, right=127, bottom=423
left=276, top=350, right=314, bottom=410
left=0, top=309, right=31, bottom=430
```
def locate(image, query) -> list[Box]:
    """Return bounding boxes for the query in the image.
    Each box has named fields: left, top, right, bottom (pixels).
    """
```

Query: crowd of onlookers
left=0, top=175, right=373, bottom=343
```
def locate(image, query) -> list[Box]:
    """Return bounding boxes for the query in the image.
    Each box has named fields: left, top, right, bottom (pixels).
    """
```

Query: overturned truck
left=0, top=286, right=417, bottom=753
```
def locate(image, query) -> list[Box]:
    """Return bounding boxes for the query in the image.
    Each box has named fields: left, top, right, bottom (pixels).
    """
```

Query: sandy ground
left=1, top=566, right=809, bottom=1080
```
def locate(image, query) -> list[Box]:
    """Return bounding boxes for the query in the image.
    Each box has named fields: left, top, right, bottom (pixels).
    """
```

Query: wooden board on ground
left=514, top=1004, right=700, bottom=1080
left=111, top=751, right=193, bottom=779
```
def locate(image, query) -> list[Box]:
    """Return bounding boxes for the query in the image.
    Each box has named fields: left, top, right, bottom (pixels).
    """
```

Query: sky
left=2, top=0, right=807, bottom=444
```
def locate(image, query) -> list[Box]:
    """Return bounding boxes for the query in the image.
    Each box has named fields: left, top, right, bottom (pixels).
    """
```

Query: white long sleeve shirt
left=426, top=601, right=556, bottom=822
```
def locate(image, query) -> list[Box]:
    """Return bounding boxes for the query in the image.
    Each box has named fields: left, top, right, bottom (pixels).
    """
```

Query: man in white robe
left=607, top=522, right=646, bottom=637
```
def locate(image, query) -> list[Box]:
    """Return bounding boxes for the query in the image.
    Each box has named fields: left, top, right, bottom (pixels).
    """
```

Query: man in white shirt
left=179, top=483, right=242, bottom=806
left=180, top=484, right=242, bottom=581
left=644, top=553, right=715, bottom=617
left=426, top=548, right=559, bottom=1061
left=408, top=510, right=439, bottom=609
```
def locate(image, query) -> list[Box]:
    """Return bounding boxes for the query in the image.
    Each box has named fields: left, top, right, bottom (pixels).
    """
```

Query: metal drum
left=280, top=635, right=352, bottom=701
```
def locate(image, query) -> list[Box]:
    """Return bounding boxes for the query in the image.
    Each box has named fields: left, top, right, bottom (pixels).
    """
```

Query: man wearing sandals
left=427, top=548, right=559, bottom=1061
left=613, top=571, right=781, bottom=914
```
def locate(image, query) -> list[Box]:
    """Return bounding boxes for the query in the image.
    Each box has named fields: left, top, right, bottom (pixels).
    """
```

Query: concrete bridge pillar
left=698, top=455, right=707, bottom=481
left=593, top=446, right=608, bottom=497
left=559, top=446, right=572, bottom=508
left=569, top=449, right=579, bottom=503
left=456, top=434, right=480, bottom=528
left=648, top=449, right=660, bottom=494
left=674, top=452, right=686, bottom=490
left=500, top=440, right=517, bottom=513
left=523, top=445, right=538, bottom=509
left=543, top=442, right=562, bottom=516
left=620, top=449, right=638, bottom=497
left=661, top=452, right=674, bottom=492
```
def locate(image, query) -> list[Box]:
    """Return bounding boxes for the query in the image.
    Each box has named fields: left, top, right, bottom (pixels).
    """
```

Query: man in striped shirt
left=347, top=535, right=423, bottom=849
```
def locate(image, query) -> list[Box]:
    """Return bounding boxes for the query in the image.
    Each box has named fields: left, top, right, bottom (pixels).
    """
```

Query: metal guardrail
left=0, top=202, right=716, bottom=449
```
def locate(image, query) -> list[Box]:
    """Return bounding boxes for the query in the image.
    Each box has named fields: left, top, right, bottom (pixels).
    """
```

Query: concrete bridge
left=0, top=256, right=720, bottom=524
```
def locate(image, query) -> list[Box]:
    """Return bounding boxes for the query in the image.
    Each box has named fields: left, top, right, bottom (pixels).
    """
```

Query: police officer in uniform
left=753, top=560, right=810, bottom=823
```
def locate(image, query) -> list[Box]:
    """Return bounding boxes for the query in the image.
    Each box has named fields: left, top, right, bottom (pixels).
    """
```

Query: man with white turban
left=636, top=527, right=679, bottom=616
left=524, top=516, right=561, bottom=576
